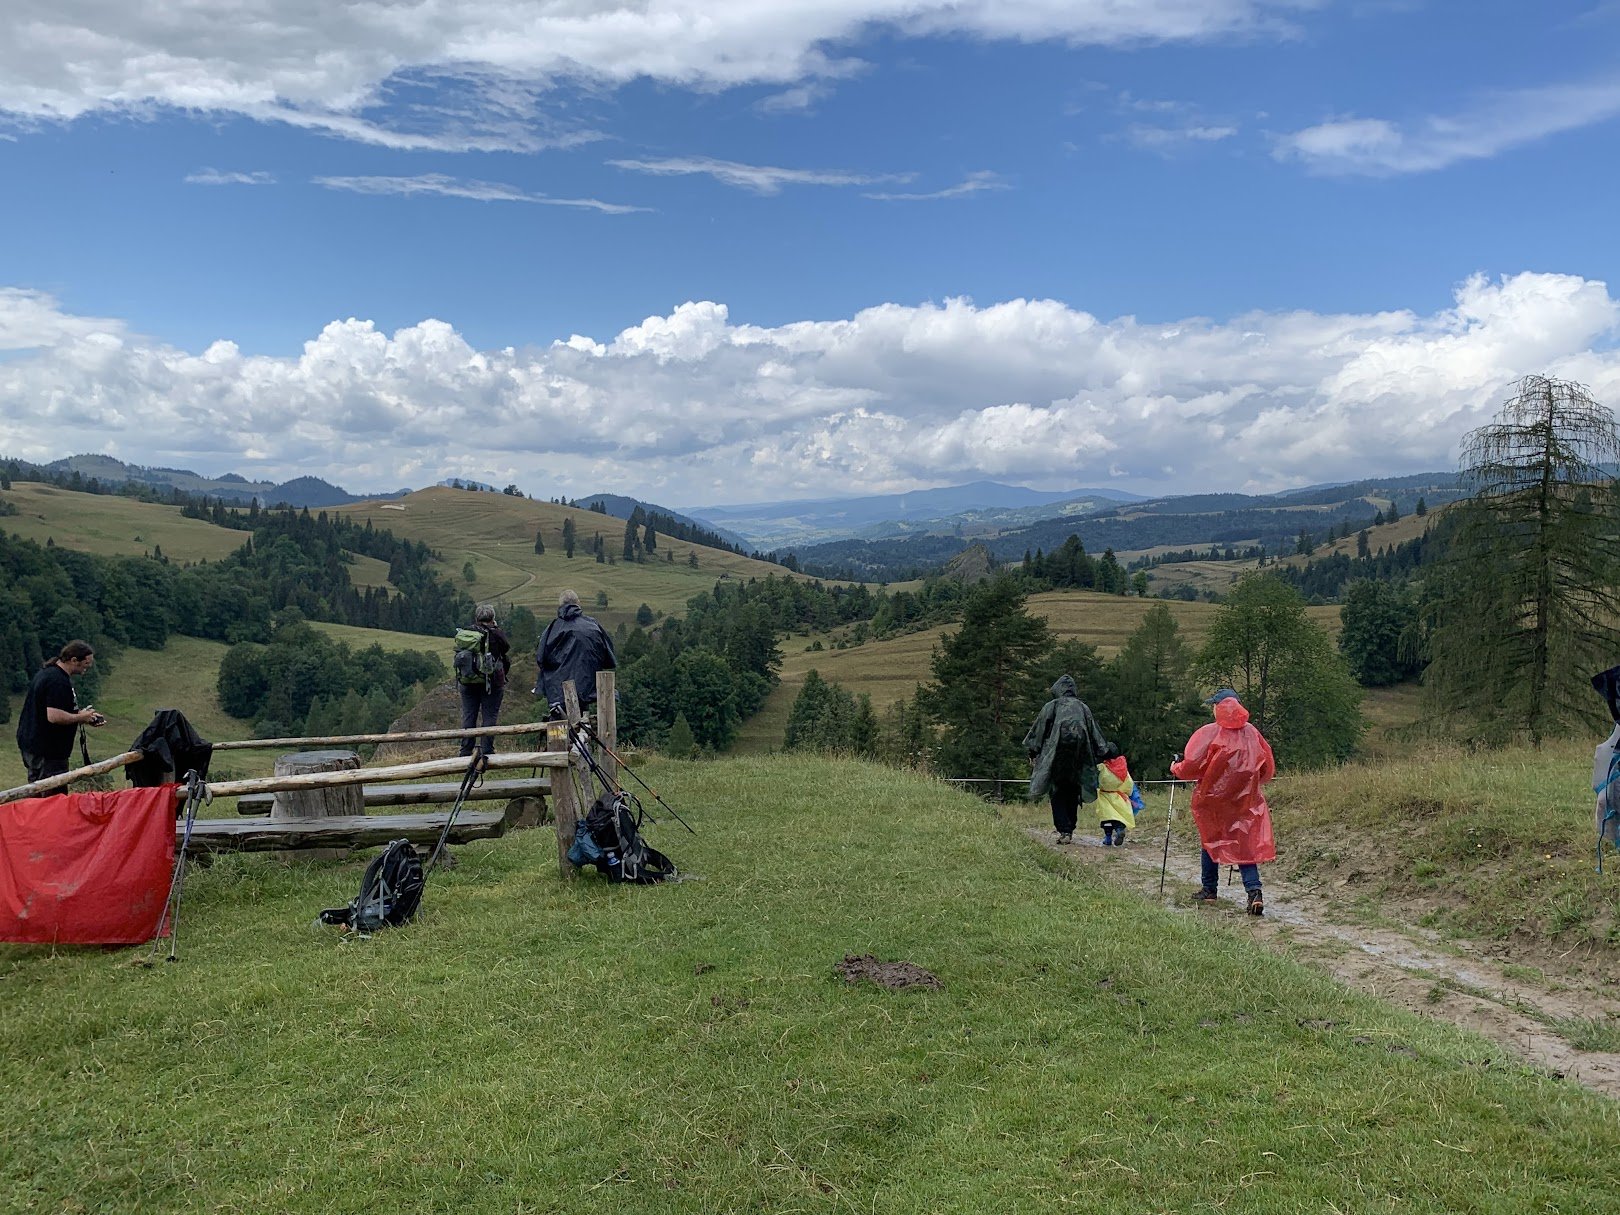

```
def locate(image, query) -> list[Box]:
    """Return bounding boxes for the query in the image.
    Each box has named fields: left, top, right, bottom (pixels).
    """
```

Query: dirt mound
left=837, top=954, right=942, bottom=991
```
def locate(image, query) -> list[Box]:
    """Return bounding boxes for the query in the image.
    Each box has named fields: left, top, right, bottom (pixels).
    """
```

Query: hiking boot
left=1113, top=832, right=1126, bottom=847
left=1192, top=887, right=1218, bottom=904
left=1056, top=832, right=1073, bottom=845
left=1246, top=889, right=1264, bottom=916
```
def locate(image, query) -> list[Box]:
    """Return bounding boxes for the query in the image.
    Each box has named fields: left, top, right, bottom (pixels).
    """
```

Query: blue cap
left=1203, top=688, right=1239, bottom=704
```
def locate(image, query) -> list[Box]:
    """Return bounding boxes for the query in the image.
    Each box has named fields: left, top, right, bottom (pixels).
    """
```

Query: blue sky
left=1, top=1, right=1619, bottom=505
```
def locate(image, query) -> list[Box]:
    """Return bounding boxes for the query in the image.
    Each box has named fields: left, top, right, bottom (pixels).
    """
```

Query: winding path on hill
left=1037, top=827, right=1620, bottom=1100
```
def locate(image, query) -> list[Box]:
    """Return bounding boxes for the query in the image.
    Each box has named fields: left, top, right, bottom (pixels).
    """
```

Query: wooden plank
left=213, top=721, right=559, bottom=751
left=236, top=776, right=552, bottom=815
left=193, top=750, right=569, bottom=800
left=184, top=801, right=522, bottom=854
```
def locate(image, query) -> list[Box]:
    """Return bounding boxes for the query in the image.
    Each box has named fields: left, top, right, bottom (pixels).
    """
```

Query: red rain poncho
left=0, top=785, right=176, bottom=945
left=1170, top=699, right=1276, bottom=865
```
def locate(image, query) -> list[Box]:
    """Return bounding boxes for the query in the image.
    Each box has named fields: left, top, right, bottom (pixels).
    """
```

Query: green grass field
left=332, top=487, right=812, bottom=635
left=0, top=483, right=246, bottom=563
left=3, top=756, right=1616, bottom=1213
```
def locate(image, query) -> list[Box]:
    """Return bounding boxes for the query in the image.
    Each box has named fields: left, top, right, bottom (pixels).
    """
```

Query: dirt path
left=1037, top=827, right=1620, bottom=1100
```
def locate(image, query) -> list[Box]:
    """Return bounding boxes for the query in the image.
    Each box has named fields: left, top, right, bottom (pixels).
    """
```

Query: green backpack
left=452, top=627, right=496, bottom=686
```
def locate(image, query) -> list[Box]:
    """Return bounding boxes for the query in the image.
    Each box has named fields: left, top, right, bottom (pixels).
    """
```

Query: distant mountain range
left=573, top=491, right=752, bottom=551
left=42, top=454, right=408, bottom=509
left=684, top=481, right=1148, bottom=548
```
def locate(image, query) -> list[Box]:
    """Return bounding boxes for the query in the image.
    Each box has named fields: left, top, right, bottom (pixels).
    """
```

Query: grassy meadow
left=0, top=482, right=246, bottom=563
left=4, top=756, right=1618, bottom=1214
left=332, top=487, right=806, bottom=635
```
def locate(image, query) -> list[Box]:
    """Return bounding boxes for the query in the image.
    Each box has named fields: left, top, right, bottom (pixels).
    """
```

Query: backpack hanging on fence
left=568, top=791, right=677, bottom=884
left=319, top=839, right=425, bottom=932
left=452, top=627, right=498, bottom=686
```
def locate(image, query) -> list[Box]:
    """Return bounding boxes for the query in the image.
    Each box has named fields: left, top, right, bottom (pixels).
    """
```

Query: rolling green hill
left=331, top=486, right=820, bottom=634
left=0, top=482, right=247, bottom=563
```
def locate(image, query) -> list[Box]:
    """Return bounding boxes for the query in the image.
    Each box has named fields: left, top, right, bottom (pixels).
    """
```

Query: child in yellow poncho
left=1096, top=751, right=1138, bottom=847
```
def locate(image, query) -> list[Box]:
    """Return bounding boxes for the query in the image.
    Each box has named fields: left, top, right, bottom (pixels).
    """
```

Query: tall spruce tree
left=1425, top=374, right=1620, bottom=745
left=919, top=576, right=1052, bottom=784
left=1102, top=603, right=1204, bottom=778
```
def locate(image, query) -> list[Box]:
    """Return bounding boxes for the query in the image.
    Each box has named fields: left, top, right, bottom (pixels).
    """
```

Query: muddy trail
left=1035, top=825, right=1620, bottom=1100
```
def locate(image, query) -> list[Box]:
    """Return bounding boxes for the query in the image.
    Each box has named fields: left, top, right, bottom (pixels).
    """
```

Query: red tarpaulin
left=0, top=784, right=176, bottom=945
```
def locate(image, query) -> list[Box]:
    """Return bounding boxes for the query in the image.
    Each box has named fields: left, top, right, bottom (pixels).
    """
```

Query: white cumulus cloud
left=2, top=273, right=1618, bottom=504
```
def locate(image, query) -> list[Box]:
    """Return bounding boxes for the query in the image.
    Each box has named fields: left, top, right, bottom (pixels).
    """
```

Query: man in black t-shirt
left=15, top=640, right=107, bottom=784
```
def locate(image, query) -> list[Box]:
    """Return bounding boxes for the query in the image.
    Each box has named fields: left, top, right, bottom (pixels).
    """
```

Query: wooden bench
left=182, top=797, right=527, bottom=855
left=234, top=776, right=551, bottom=816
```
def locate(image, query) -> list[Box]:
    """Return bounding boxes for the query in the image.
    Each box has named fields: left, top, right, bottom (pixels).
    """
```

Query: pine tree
left=643, top=522, right=657, bottom=552
left=562, top=518, right=576, bottom=558
left=918, top=576, right=1053, bottom=785
left=1101, top=603, right=1204, bottom=779
left=665, top=712, right=697, bottom=758
left=1385, top=499, right=1401, bottom=523
left=534, top=530, right=545, bottom=556
left=1356, top=529, right=1370, bottom=559
left=1414, top=496, right=1427, bottom=517
left=1425, top=374, right=1620, bottom=744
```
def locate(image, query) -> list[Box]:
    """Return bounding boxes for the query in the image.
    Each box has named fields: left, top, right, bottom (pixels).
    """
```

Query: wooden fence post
left=553, top=680, right=584, bottom=880
left=595, top=669, right=617, bottom=787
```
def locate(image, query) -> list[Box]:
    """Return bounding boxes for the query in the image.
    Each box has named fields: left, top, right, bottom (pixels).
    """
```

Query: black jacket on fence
left=125, top=709, right=214, bottom=787
left=535, top=604, right=617, bottom=710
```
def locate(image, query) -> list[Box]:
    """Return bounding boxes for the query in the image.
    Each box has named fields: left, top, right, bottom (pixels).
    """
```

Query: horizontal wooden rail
left=212, top=721, right=563, bottom=751
left=0, top=751, right=146, bottom=805
left=184, top=750, right=571, bottom=800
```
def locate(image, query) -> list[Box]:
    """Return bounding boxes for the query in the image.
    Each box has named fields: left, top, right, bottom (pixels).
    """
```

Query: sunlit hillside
left=0, top=482, right=246, bottom=563
left=332, top=487, right=822, bottom=633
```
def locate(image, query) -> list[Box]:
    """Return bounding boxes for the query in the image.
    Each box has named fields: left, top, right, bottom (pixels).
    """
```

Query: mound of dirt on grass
left=837, top=954, right=942, bottom=991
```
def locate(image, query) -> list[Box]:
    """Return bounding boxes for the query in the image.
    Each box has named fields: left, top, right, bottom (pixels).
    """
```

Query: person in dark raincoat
left=1023, top=674, right=1112, bottom=845
left=1171, top=689, right=1276, bottom=915
left=534, top=589, right=617, bottom=717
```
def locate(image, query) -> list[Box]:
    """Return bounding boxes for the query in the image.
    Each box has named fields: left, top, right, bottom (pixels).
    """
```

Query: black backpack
left=580, top=792, right=677, bottom=884
left=319, top=839, right=426, bottom=932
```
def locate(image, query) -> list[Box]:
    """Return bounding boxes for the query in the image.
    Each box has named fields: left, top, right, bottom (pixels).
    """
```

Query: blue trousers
left=1202, top=848, right=1260, bottom=894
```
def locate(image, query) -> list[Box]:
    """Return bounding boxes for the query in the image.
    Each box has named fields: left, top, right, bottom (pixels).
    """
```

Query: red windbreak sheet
left=0, top=785, right=177, bottom=945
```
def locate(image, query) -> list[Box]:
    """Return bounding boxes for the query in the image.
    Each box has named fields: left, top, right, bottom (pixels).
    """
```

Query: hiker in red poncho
left=1170, top=688, right=1276, bottom=916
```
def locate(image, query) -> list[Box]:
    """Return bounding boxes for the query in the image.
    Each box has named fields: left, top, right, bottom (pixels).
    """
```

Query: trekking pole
left=150, top=770, right=210, bottom=964
left=1158, top=778, right=1178, bottom=896
left=576, top=721, right=695, bottom=834
left=426, top=750, right=486, bottom=875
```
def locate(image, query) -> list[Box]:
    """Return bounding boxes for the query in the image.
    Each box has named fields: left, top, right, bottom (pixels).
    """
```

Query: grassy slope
left=738, top=591, right=1343, bottom=753
left=332, top=488, right=809, bottom=635
left=2, top=757, right=1615, bottom=1213
left=0, top=483, right=246, bottom=563
left=1133, top=510, right=1438, bottom=595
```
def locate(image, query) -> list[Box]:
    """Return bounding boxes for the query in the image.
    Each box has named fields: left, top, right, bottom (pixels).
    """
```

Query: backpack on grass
left=319, top=839, right=425, bottom=933
left=567, top=791, right=677, bottom=884
left=452, top=626, right=498, bottom=686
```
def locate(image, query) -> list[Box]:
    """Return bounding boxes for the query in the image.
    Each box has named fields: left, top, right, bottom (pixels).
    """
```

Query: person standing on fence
left=1171, top=688, right=1276, bottom=916
left=15, top=640, right=107, bottom=784
left=534, top=589, right=616, bottom=718
left=1023, top=674, right=1112, bottom=846
left=456, top=605, right=510, bottom=757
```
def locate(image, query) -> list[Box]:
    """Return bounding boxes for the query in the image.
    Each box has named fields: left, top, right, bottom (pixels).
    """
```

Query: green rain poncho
left=1023, top=675, right=1111, bottom=803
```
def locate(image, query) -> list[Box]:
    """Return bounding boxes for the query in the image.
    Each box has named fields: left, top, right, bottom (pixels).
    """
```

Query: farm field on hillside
left=4, top=756, right=1617, bottom=1213
left=0, top=482, right=246, bottom=563
left=334, top=487, right=820, bottom=633
left=738, top=591, right=1345, bottom=753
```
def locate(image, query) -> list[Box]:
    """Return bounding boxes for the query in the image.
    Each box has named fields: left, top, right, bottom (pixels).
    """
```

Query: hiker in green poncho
left=1024, top=674, right=1113, bottom=845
